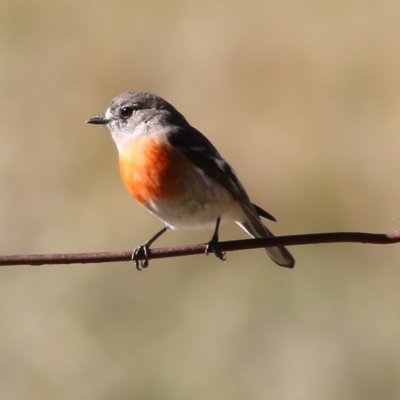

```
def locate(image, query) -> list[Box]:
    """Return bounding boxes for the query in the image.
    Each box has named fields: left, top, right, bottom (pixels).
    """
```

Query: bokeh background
left=1, top=1, right=400, bottom=399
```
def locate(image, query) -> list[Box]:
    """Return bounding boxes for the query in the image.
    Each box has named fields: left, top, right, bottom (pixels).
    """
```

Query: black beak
left=85, top=115, right=109, bottom=125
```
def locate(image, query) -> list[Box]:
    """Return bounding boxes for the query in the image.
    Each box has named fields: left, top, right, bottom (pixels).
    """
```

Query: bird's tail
left=237, top=208, right=295, bottom=268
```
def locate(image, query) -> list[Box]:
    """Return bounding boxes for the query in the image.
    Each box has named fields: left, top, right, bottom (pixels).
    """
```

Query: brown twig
left=0, top=231, right=399, bottom=267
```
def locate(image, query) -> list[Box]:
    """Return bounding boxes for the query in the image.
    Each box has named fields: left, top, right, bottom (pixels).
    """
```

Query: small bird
left=86, top=91, right=295, bottom=269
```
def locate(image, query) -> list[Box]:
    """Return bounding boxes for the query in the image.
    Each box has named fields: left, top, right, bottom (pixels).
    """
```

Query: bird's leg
left=205, top=217, right=226, bottom=261
left=132, top=226, right=169, bottom=270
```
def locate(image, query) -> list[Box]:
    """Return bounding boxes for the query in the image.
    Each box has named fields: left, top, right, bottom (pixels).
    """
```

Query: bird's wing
left=167, top=126, right=276, bottom=222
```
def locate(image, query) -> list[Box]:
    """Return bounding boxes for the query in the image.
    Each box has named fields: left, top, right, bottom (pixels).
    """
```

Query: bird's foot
left=131, top=226, right=169, bottom=270
left=132, top=243, right=151, bottom=270
left=205, top=237, right=226, bottom=262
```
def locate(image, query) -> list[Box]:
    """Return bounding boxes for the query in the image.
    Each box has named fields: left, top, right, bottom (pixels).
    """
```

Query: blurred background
left=1, top=1, right=400, bottom=399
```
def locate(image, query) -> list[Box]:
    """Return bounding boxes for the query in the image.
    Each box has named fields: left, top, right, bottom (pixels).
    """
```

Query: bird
left=86, top=91, right=295, bottom=269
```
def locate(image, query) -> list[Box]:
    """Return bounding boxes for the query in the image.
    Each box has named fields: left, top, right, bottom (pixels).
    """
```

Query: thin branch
left=1, top=231, right=399, bottom=267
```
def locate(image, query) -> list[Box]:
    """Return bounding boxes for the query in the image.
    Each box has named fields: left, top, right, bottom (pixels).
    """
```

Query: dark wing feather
left=252, top=203, right=277, bottom=222
left=168, top=126, right=256, bottom=210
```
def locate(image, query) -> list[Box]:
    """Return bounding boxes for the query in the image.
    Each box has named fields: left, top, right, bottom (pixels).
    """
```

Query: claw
left=132, top=244, right=150, bottom=270
left=205, top=238, right=226, bottom=261
left=131, top=226, right=169, bottom=270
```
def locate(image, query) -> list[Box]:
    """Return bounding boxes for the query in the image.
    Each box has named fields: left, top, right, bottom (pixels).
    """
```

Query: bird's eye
left=120, top=106, right=136, bottom=118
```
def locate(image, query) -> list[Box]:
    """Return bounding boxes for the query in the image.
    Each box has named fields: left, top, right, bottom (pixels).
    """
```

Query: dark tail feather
left=238, top=209, right=295, bottom=268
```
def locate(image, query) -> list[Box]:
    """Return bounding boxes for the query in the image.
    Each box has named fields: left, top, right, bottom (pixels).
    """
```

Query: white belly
left=142, top=168, right=244, bottom=230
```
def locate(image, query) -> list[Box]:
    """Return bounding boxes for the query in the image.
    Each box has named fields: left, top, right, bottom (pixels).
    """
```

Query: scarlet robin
left=86, top=91, right=295, bottom=269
